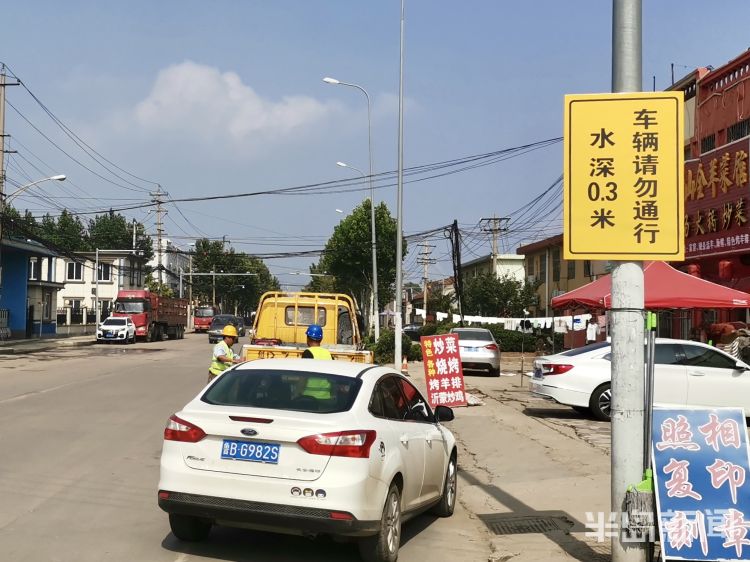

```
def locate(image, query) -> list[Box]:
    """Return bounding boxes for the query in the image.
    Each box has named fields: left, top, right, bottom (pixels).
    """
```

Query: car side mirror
left=435, top=405, right=454, bottom=422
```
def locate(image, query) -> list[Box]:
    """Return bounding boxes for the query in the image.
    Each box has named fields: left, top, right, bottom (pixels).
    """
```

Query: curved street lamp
left=324, top=76, right=380, bottom=340
left=5, top=174, right=66, bottom=205
left=1, top=174, right=67, bottom=293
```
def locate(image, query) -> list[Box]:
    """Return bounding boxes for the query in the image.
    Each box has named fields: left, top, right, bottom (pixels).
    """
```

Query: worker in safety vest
left=302, top=324, right=332, bottom=360
left=301, top=324, right=333, bottom=399
left=208, top=325, right=242, bottom=383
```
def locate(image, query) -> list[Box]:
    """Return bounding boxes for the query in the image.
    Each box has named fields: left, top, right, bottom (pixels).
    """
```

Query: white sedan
left=530, top=338, right=750, bottom=421
left=158, top=359, right=458, bottom=562
left=96, top=316, right=136, bottom=344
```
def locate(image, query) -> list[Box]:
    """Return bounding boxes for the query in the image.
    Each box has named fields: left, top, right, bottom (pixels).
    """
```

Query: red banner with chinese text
left=685, top=137, right=750, bottom=258
left=420, top=334, right=467, bottom=409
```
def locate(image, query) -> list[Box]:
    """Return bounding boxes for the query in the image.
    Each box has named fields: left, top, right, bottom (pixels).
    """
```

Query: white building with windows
left=460, top=254, right=525, bottom=282
left=148, top=238, right=190, bottom=295
left=56, top=252, right=146, bottom=320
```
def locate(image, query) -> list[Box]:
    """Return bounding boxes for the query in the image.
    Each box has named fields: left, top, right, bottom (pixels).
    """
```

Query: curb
left=0, top=339, right=97, bottom=355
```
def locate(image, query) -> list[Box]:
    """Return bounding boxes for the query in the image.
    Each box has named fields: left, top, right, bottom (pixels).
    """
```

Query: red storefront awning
left=550, top=261, right=750, bottom=309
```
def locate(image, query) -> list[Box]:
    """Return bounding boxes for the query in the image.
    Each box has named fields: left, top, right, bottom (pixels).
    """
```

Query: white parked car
left=96, top=316, right=136, bottom=344
left=530, top=338, right=750, bottom=421
left=158, top=359, right=458, bottom=562
left=449, top=327, right=501, bottom=376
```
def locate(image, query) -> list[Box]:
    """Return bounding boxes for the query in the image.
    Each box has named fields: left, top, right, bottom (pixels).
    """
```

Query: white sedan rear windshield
left=103, top=318, right=127, bottom=326
left=202, top=369, right=362, bottom=414
left=453, top=329, right=493, bottom=341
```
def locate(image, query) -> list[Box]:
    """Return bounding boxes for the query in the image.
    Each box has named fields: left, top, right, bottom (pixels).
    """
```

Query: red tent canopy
left=550, top=261, right=750, bottom=309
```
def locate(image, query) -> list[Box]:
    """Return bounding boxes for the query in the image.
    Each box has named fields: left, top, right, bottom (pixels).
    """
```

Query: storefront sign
left=652, top=407, right=750, bottom=561
left=685, top=138, right=750, bottom=259
left=419, top=334, right=467, bottom=408
left=564, top=92, right=684, bottom=260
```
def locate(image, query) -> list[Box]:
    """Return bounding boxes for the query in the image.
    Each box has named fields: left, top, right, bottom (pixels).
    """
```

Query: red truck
left=113, top=290, right=188, bottom=342
left=193, top=305, right=220, bottom=333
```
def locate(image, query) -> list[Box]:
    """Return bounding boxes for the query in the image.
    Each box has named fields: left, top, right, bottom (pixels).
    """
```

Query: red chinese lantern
left=687, top=264, right=701, bottom=278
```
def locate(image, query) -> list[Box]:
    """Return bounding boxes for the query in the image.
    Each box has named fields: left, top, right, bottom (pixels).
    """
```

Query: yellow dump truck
left=241, top=292, right=374, bottom=363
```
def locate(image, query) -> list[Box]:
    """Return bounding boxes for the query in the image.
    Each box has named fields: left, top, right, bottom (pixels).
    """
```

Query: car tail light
left=297, top=430, right=376, bottom=458
left=484, top=343, right=499, bottom=351
left=329, top=511, right=354, bottom=520
left=544, top=364, right=574, bottom=375
left=229, top=415, right=273, bottom=423
left=164, top=414, right=206, bottom=442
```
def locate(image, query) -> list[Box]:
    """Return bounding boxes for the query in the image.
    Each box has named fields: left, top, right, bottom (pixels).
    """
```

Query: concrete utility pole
left=0, top=65, right=19, bottom=294
left=150, top=187, right=167, bottom=286
left=394, top=0, right=406, bottom=368
left=611, top=1, right=646, bottom=561
left=480, top=216, right=509, bottom=276
left=418, top=243, right=435, bottom=323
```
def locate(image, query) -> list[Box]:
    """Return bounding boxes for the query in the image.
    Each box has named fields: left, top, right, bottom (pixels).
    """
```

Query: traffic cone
left=401, top=356, right=409, bottom=376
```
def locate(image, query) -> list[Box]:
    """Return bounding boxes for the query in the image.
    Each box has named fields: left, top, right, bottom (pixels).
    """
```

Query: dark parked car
left=403, top=324, right=422, bottom=342
left=207, top=314, right=245, bottom=343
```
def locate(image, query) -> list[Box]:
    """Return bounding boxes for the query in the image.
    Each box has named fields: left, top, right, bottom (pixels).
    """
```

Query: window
left=102, top=318, right=127, bottom=326
left=97, top=262, right=112, bottom=282
left=337, top=306, right=353, bottom=345
left=28, top=258, right=40, bottom=281
left=284, top=306, right=327, bottom=327
left=700, top=134, right=716, bottom=154
left=584, top=260, right=592, bottom=277
left=202, top=369, right=361, bottom=413
left=527, top=256, right=535, bottom=277
left=567, top=260, right=576, bottom=280
left=376, top=377, right=410, bottom=420
left=680, top=344, right=737, bottom=369
left=395, top=378, right=433, bottom=422
left=539, top=253, right=547, bottom=283
left=66, top=261, right=83, bottom=281
left=43, top=290, right=52, bottom=320
left=727, top=118, right=750, bottom=143
left=684, top=144, right=692, bottom=161
left=552, top=248, right=561, bottom=282
left=654, top=344, right=682, bottom=365
left=69, top=299, right=82, bottom=310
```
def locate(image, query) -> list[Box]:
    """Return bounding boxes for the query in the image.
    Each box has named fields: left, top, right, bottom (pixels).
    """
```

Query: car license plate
left=106, top=332, right=115, bottom=338
left=221, top=439, right=280, bottom=464
left=533, top=369, right=543, bottom=379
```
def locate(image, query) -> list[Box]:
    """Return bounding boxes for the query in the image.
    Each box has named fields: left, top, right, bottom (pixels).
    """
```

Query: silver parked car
left=449, top=327, right=501, bottom=376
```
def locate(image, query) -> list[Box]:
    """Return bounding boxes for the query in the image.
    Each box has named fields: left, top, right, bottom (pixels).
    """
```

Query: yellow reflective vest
left=209, top=340, right=235, bottom=376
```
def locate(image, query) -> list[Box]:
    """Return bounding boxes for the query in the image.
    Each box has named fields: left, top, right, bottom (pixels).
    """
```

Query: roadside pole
left=611, top=1, right=646, bottom=561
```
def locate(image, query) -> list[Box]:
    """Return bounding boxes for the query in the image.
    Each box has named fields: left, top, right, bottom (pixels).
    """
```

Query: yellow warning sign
left=563, top=92, right=684, bottom=260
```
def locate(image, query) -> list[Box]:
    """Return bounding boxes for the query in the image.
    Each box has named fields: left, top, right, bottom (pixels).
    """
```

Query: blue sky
left=3, top=1, right=750, bottom=285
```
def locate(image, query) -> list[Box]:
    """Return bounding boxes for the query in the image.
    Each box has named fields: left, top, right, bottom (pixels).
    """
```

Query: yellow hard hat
left=221, top=325, right=239, bottom=338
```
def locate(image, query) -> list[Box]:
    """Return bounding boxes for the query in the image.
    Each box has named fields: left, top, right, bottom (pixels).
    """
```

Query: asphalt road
left=0, top=334, right=488, bottom=562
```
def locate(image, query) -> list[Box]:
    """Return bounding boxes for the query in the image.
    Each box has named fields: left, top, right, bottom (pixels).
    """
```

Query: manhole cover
left=480, top=514, right=574, bottom=535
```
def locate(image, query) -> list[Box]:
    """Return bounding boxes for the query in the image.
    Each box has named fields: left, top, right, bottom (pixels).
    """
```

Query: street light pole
left=323, top=76, right=380, bottom=340
left=394, top=0, right=406, bottom=368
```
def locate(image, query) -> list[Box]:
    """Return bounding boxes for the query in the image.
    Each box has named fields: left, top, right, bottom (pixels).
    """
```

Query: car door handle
left=688, top=371, right=705, bottom=377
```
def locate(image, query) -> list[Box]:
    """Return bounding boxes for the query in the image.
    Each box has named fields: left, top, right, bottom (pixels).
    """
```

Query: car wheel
left=489, top=367, right=500, bottom=377
left=358, top=483, right=401, bottom=562
left=589, top=383, right=612, bottom=421
left=168, top=513, right=211, bottom=542
left=431, top=453, right=457, bottom=517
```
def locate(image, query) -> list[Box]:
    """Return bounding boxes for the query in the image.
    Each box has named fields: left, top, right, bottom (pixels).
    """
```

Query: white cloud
left=132, top=60, right=342, bottom=147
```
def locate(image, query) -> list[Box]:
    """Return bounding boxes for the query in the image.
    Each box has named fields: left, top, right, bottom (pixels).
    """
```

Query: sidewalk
left=0, top=334, right=96, bottom=355
left=404, top=359, right=613, bottom=561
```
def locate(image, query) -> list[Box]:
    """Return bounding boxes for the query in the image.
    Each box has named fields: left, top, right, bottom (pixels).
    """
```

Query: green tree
left=145, top=273, right=175, bottom=297
left=303, top=261, right=337, bottom=292
left=190, top=238, right=279, bottom=314
left=462, top=273, right=537, bottom=317
left=88, top=213, right=153, bottom=261
left=2, top=206, right=39, bottom=239
left=317, top=200, right=405, bottom=310
left=45, top=210, right=89, bottom=254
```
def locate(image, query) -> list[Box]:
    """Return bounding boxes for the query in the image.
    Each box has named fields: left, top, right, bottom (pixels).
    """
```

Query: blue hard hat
left=306, top=324, right=323, bottom=341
